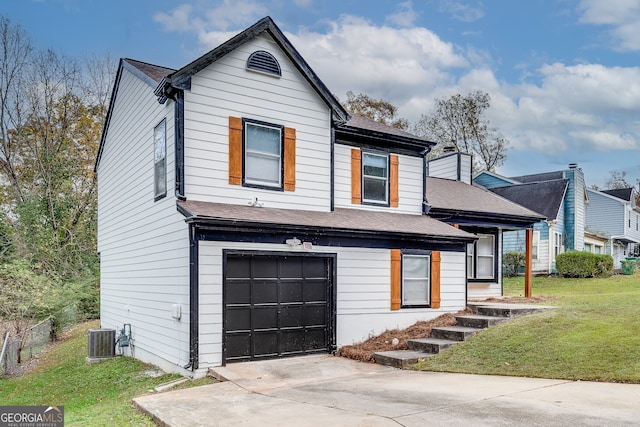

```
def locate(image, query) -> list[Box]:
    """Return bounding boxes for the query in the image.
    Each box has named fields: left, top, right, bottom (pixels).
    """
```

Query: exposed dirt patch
left=338, top=308, right=474, bottom=363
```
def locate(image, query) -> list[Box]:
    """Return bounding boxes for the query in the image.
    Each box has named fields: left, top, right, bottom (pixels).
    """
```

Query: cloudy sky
left=2, top=0, right=640, bottom=188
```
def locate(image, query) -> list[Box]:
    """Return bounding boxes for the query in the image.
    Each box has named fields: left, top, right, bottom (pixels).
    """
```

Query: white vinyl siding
left=183, top=34, right=331, bottom=211
left=97, top=68, right=190, bottom=375
left=197, top=241, right=466, bottom=368
left=428, top=152, right=472, bottom=184
left=334, top=144, right=424, bottom=214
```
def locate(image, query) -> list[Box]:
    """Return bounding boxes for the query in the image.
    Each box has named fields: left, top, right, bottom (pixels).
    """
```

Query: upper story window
left=246, top=50, right=281, bottom=77
left=362, top=152, right=389, bottom=204
left=244, top=120, right=283, bottom=189
left=467, top=233, right=496, bottom=281
left=228, top=116, right=296, bottom=192
left=154, top=119, right=167, bottom=200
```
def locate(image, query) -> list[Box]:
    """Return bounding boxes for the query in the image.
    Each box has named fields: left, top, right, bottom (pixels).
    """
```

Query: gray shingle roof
left=426, top=177, right=544, bottom=220
left=601, top=188, right=634, bottom=201
left=343, top=115, right=425, bottom=141
left=124, top=58, right=175, bottom=84
left=177, top=200, right=475, bottom=241
left=488, top=179, right=568, bottom=220
left=509, top=171, right=564, bottom=184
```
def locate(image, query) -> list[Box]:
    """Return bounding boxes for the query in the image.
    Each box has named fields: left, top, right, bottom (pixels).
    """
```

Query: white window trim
left=244, top=121, right=283, bottom=189
left=153, top=119, right=167, bottom=200
left=467, top=233, right=496, bottom=280
left=362, top=152, right=389, bottom=204
left=402, top=254, right=431, bottom=306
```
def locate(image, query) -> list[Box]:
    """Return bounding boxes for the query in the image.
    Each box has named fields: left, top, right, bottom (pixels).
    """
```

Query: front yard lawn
left=414, top=272, right=640, bottom=383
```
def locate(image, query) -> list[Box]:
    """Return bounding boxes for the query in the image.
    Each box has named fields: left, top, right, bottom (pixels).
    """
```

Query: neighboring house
left=426, top=152, right=544, bottom=297
left=96, top=17, right=481, bottom=376
left=585, top=187, right=640, bottom=268
left=583, top=230, right=608, bottom=255
left=474, top=164, right=587, bottom=274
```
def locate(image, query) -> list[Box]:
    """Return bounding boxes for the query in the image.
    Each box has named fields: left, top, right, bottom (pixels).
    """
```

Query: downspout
left=422, top=150, right=431, bottom=214
left=174, top=90, right=186, bottom=200
left=330, top=126, right=335, bottom=211
left=184, top=223, right=199, bottom=371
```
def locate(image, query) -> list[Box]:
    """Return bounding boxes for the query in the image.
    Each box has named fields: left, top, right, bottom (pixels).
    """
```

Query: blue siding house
left=585, top=187, right=640, bottom=268
left=474, top=164, right=587, bottom=274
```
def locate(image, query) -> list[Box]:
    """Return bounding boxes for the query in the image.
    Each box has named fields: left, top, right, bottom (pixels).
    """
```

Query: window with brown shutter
left=228, top=116, right=295, bottom=191
left=391, top=250, right=441, bottom=310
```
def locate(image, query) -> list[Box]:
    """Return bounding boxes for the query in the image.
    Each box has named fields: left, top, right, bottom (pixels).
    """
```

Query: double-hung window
left=553, top=231, right=563, bottom=259
left=154, top=119, right=167, bottom=200
left=244, top=120, right=283, bottom=189
left=402, top=254, right=430, bottom=306
left=467, top=233, right=496, bottom=280
left=362, top=152, right=389, bottom=204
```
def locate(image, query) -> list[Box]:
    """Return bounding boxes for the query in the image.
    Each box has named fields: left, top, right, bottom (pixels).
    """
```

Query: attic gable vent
left=247, top=50, right=281, bottom=77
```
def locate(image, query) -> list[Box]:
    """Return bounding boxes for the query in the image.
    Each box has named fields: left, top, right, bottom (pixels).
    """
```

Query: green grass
left=415, top=271, right=640, bottom=382
left=0, top=321, right=213, bottom=426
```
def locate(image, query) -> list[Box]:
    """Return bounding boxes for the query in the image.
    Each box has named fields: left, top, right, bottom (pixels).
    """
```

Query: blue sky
left=2, top=0, right=640, bottom=188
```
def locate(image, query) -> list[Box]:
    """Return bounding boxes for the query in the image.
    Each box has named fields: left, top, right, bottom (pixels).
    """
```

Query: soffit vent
left=247, top=50, right=281, bottom=77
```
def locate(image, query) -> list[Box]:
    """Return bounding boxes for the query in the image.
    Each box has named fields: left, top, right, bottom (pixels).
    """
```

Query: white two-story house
left=96, top=17, right=483, bottom=376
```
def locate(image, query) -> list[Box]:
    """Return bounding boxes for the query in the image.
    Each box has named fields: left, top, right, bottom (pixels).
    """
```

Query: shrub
left=556, top=251, right=613, bottom=278
left=503, top=251, right=525, bottom=277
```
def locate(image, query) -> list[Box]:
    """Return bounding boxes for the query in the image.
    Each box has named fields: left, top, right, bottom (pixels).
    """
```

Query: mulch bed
left=338, top=308, right=474, bottom=363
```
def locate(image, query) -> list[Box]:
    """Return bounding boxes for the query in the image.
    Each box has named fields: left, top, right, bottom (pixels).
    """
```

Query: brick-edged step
left=456, top=314, right=509, bottom=329
left=431, top=326, right=482, bottom=341
left=373, top=350, right=435, bottom=369
left=407, top=338, right=457, bottom=354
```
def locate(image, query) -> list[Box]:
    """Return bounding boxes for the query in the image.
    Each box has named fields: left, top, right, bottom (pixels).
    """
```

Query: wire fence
left=0, top=305, right=77, bottom=376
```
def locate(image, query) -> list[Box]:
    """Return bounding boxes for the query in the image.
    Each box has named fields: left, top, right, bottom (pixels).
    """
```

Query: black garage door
left=223, top=252, right=334, bottom=363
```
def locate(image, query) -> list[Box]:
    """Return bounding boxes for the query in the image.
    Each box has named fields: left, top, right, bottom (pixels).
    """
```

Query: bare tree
left=343, top=91, right=409, bottom=130
left=414, top=91, right=509, bottom=173
left=0, top=16, right=33, bottom=203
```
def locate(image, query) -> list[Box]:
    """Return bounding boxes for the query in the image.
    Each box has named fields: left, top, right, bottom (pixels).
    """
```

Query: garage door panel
left=303, top=258, right=327, bottom=278
left=224, top=253, right=333, bottom=363
left=280, top=280, right=303, bottom=303
left=226, top=334, right=251, bottom=359
left=226, top=281, right=251, bottom=304
left=226, top=258, right=251, bottom=278
left=253, top=281, right=278, bottom=304
left=303, top=304, right=326, bottom=326
left=253, top=332, right=278, bottom=356
left=226, top=307, right=251, bottom=331
left=253, top=257, right=278, bottom=278
left=253, top=306, right=278, bottom=329
left=304, top=280, right=327, bottom=302
left=279, top=257, right=303, bottom=278
left=280, top=305, right=303, bottom=328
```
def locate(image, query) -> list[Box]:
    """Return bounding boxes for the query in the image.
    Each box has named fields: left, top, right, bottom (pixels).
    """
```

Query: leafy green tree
left=343, top=91, right=409, bottom=130
left=414, top=91, right=509, bottom=173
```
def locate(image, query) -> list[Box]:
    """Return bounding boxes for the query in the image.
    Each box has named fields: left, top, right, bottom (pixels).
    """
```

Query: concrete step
left=456, top=314, right=509, bottom=329
left=474, top=305, right=546, bottom=319
left=407, top=338, right=458, bottom=354
left=431, top=326, right=482, bottom=341
left=373, top=350, right=435, bottom=369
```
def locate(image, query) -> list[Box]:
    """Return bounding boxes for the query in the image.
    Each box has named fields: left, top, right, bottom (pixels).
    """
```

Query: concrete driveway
left=134, top=355, right=640, bottom=426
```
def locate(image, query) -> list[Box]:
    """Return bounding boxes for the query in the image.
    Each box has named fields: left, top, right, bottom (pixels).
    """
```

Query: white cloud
left=437, top=0, right=484, bottom=23
left=293, top=0, right=313, bottom=7
left=578, top=0, right=640, bottom=51
left=152, top=6, right=640, bottom=159
left=386, top=1, right=419, bottom=28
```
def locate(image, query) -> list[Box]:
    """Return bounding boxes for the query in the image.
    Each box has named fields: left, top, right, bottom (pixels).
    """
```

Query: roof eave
left=335, top=125, right=434, bottom=153
left=427, top=207, right=545, bottom=229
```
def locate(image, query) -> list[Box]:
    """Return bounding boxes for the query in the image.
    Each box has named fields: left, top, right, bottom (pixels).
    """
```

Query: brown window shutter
left=229, top=116, right=243, bottom=185
left=351, top=149, right=362, bottom=204
left=431, top=251, right=441, bottom=309
left=284, top=127, right=296, bottom=191
left=390, top=249, right=401, bottom=310
left=390, top=154, right=399, bottom=207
